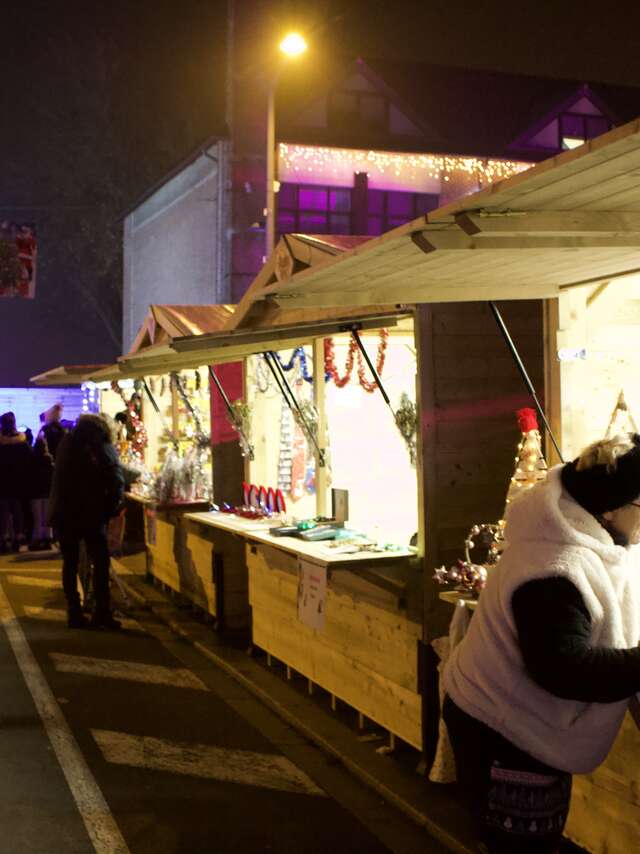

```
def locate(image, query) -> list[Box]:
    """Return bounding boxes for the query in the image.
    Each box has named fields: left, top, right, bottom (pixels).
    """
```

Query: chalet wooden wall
left=416, top=300, right=544, bottom=642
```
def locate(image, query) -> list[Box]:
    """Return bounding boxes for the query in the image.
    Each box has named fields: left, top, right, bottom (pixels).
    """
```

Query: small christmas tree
left=504, top=408, right=548, bottom=512
left=605, top=390, right=637, bottom=439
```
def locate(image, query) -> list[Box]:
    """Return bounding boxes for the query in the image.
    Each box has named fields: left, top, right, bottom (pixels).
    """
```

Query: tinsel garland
left=324, top=329, right=389, bottom=392
left=275, top=347, right=313, bottom=383
left=110, top=381, right=148, bottom=459
left=394, top=392, right=417, bottom=466
left=225, top=399, right=253, bottom=458
left=172, top=373, right=210, bottom=448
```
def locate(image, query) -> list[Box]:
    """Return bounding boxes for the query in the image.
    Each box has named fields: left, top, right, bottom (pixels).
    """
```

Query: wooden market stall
left=120, top=235, right=427, bottom=732
left=249, top=120, right=640, bottom=854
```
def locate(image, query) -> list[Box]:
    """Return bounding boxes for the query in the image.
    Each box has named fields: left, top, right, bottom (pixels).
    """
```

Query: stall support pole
left=313, top=338, right=328, bottom=516
left=489, top=301, right=564, bottom=463
left=170, top=374, right=180, bottom=441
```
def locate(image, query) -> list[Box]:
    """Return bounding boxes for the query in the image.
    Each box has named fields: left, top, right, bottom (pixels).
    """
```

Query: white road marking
left=23, top=606, right=141, bottom=633
left=50, top=652, right=208, bottom=690
left=92, top=729, right=327, bottom=797
left=0, top=586, right=130, bottom=853
left=0, top=565, right=60, bottom=573
left=6, top=574, right=60, bottom=589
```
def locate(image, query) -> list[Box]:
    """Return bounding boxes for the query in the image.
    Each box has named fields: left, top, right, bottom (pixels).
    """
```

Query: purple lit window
left=278, top=183, right=297, bottom=208
left=329, top=189, right=351, bottom=211
left=387, top=192, right=413, bottom=217
left=299, top=187, right=328, bottom=210
left=586, top=116, right=610, bottom=138
left=299, top=212, right=328, bottom=232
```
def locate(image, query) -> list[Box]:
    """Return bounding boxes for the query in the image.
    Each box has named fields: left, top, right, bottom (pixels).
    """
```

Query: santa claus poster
left=0, top=222, right=37, bottom=298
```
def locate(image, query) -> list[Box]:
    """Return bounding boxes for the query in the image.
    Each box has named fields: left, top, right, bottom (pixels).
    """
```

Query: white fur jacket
left=443, top=465, right=640, bottom=774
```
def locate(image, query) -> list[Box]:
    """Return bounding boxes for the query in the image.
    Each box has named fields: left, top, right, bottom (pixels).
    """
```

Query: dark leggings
left=443, top=696, right=571, bottom=854
left=58, top=526, right=110, bottom=614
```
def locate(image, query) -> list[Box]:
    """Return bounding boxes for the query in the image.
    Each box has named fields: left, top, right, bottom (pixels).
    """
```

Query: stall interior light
left=557, top=347, right=588, bottom=361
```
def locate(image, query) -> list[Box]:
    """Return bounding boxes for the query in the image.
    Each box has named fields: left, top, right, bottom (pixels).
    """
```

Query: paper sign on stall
left=297, top=559, right=327, bottom=631
left=145, top=509, right=157, bottom=546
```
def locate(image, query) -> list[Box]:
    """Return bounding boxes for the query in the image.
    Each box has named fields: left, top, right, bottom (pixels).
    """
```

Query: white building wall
left=122, top=139, right=230, bottom=350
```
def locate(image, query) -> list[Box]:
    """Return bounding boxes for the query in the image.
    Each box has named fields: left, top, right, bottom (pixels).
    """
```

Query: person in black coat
left=0, top=411, right=32, bottom=552
left=48, top=414, right=124, bottom=628
left=29, top=430, right=54, bottom=550
left=41, top=403, right=66, bottom=459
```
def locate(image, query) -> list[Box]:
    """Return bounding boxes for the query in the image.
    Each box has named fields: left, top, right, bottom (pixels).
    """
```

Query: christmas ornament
left=605, top=390, right=638, bottom=438
left=394, top=392, right=418, bottom=466
left=434, top=559, right=488, bottom=596
left=504, top=407, right=548, bottom=511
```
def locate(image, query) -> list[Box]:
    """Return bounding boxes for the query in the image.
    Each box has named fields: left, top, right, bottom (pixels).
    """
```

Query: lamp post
left=265, top=32, right=307, bottom=260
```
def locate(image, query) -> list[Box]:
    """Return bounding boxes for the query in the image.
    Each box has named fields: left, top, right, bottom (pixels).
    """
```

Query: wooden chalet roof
left=29, top=364, right=110, bottom=386
left=252, top=118, right=640, bottom=309
left=128, top=304, right=236, bottom=355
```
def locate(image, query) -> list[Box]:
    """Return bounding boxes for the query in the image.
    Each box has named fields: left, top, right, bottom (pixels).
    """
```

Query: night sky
left=2, top=0, right=640, bottom=384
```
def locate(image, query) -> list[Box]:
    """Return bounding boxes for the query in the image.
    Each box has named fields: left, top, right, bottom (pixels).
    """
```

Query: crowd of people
left=0, top=403, right=66, bottom=552
left=0, top=403, right=127, bottom=629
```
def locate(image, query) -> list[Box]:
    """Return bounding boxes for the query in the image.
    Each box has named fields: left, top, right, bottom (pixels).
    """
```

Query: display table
left=186, top=511, right=423, bottom=748
left=127, top=494, right=211, bottom=602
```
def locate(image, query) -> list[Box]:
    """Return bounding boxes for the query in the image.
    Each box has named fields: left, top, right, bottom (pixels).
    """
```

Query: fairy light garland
left=279, top=143, right=531, bottom=188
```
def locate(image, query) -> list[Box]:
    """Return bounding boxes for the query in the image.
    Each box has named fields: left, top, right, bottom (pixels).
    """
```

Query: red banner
left=0, top=222, right=37, bottom=298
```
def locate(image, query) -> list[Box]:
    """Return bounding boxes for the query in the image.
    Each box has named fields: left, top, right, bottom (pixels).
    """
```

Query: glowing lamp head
left=279, top=32, right=307, bottom=57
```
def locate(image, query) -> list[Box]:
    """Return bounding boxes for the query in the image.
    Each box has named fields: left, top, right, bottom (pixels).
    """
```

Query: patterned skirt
left=443, top=696, right=572, bottom=854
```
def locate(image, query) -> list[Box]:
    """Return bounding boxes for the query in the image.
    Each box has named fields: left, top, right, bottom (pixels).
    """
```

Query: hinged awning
left=30, top=364, right=111, bottom=386
left=250, top=118, right=640, bottom=308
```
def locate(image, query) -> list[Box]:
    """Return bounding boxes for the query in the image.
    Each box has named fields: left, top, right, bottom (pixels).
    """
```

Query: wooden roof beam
left=456, top=210, right=640, bottom=236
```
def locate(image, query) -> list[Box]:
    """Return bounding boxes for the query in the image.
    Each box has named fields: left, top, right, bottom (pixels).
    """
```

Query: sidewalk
left=111, top=554, right=585, bottom=854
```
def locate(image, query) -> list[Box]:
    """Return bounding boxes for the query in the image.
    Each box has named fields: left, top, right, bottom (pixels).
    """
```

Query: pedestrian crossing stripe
left=92, top=729, right=327, bottom=796
left=5, top=575, right=60, bottom=588
left=50, top=652, right=208, bottom=690
left=24, top=606, right=141, bottom=633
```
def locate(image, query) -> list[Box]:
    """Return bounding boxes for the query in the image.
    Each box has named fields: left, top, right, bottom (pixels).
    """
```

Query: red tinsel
left=324, top=329, right=389, bottom=393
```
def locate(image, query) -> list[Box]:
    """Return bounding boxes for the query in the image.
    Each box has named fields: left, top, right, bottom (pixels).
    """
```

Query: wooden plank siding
left=419, top=300, right=544, bottom=643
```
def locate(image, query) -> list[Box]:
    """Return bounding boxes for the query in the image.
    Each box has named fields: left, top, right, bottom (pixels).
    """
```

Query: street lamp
left=265, top=33, right=308, bottom=259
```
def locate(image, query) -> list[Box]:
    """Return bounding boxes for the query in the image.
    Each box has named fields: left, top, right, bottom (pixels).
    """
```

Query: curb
left=113, top=566, right=473, bottom=854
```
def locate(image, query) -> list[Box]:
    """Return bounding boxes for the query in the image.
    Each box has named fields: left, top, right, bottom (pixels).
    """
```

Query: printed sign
left=297, top=559, right=327, bottom=631
left=145, top=508, right=157, bottom=546
left=0, top=221, right=37, bottom=298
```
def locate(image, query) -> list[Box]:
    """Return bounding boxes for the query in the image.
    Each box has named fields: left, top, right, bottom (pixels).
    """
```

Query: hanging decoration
left=225, top=399, right=253, bottom=458
left=275, top=347, right=313, bottom=383
left=604, top=390, right=638, bottom=438
left=110, top=380, right=148, bottom=461
left=172, top=372, right=209, bottom=448
left=433, top=560, right=488, bottom=596
left=324, top=329, right=389, bottom=392
left=394, top=392, right=417, bottom=466
left=277, top=396, right=294, bottom=493
left=504, top=407, right=548, bottom=512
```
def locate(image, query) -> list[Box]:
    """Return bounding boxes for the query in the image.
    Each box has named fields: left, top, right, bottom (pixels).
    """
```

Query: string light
left=279, top=143, right=531, bottom=192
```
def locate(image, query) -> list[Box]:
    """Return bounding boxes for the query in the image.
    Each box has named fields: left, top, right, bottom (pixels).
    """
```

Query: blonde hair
left=575, top=433, right=636, bottom=472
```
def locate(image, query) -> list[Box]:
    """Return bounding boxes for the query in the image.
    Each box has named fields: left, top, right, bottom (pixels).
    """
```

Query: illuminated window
left=277, top=184, right=353, bottom=237
left=366, top=189, right=439, bottom=235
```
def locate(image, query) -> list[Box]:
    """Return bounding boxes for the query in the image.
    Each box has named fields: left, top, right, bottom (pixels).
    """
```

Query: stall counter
left=186, top=511, right=423, bottom=748
left=126, top=493, right=211, bottom=605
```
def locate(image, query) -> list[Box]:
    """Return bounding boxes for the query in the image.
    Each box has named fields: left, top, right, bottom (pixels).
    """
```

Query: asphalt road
left=0, top=551, right=446, bottom=854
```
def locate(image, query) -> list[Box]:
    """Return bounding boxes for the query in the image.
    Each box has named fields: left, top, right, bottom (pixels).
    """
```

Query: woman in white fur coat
left=443, top=433, right=640, bottom=854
